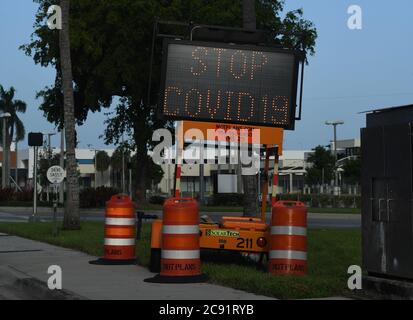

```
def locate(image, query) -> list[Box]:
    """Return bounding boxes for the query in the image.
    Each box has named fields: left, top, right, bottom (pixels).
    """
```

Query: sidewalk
left=0, top=233, right=273, bottom=300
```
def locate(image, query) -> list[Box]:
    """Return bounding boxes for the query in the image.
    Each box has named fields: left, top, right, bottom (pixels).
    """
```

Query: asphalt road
left=0, top=207, right=360, bottom=229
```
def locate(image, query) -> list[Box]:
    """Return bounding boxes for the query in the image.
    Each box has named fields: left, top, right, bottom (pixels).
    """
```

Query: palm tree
left=60, top=0, right=80, bottom=230
left=0, top=85, right=27, bottom=187
left=242, top=0, right=259, bottom=217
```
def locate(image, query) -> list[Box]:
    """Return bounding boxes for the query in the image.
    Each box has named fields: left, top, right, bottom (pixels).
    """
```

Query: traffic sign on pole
left=47, top=166, right=65, bottom=184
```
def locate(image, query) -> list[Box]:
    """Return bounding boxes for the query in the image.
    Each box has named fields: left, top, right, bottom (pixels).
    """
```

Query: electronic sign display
left=159, top=40, right=300, bottom=129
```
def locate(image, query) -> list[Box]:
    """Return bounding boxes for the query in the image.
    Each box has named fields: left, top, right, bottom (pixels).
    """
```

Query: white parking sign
left=47, top=166, right=65, bottom=184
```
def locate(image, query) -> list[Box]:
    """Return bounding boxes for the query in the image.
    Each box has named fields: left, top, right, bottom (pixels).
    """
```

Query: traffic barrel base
left=144, top=274, right=208, bottom=283
left=89, top=258, right=138, bottom=265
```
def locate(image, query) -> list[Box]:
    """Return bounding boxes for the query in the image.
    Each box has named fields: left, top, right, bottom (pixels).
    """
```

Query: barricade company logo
left=162, top=263, right=199, bottom=272
left=206, top=229, right=240, bottom=238
left=105, top=248, right=123, bottom=256
left=271, top=263, right=306, bottom=273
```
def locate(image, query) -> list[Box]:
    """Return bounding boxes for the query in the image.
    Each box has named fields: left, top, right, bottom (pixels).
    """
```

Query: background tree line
left=23, top=0, right=317, bottom=223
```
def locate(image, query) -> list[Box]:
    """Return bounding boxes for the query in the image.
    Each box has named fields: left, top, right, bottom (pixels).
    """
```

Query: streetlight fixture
left=1, top=112, right=12, bottom=188
left=325, top=120, right=344, bottom=196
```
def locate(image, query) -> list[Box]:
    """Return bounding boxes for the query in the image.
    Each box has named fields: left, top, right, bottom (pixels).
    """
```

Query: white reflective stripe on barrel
left=105, top=218, right=136, bottom=226
left=161, top=250, right=200, bottom=260
left=269, top=250, right=307, bottom=260
left=104, top=238, right=135, bottom=246
left=162, top=225, right=199, bottom=234
left=271, top=226, right=307, bottom=236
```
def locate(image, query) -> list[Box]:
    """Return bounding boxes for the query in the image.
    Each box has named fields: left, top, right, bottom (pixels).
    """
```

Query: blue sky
left=1, top=1, right=412, bottom=150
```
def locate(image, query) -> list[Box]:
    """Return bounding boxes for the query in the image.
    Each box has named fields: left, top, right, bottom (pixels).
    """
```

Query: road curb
left=0, top=266, right=86, bottom=300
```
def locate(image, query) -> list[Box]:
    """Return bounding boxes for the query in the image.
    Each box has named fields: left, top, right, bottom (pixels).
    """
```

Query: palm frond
left=14, top=100, right=27, bottom=113
left=14, top=118, right=25, bottom=142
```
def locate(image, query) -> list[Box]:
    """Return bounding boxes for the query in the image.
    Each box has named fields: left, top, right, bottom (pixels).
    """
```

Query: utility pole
left=325, top=121, right=344, bottom=196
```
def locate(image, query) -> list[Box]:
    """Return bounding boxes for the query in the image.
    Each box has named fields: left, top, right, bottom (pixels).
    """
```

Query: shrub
left=79, top=187, right=119, bottom=208
left=211, top=193, right=244, bottom=206
left=149, top=195, right=167, bottom=205
left=15, top=188, right=34, bottom=202
left=0, top=188, right=15, bottom=202
left=277, top=194, right=361, bottom=209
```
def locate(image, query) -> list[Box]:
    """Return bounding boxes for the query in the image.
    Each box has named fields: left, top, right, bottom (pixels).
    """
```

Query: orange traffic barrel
left=269, top=201, right=307, bottom=275
left=145, top=197, right=207, bottom=283
left=90, top=194, right=137, bottom=265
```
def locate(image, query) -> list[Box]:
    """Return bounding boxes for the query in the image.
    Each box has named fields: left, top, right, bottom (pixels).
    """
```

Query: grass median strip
left=0, top=221, right=360, bottom=299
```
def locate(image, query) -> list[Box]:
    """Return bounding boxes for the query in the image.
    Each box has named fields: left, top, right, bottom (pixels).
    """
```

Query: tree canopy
left=23, top=0, right=317, bottom=199
left=341, top=158, right=361, bottom=185
left=94, top=150, right=110, bottom=173
left=0, top=85, right=27, bottom=145
left=305, top=145, right=335, bottom=186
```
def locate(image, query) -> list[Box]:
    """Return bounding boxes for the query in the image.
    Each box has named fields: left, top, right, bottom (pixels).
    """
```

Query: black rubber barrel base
left=89, top=258, right=138, bottom=265
left=144, top=273, right=208, bottom=284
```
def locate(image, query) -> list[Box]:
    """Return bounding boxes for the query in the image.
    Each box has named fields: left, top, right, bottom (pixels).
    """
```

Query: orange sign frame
left=181, top=121, right=283, bottom=154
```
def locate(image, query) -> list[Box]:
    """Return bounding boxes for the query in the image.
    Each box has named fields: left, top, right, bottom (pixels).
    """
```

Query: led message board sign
left=159, top=40, right=300, bottom=129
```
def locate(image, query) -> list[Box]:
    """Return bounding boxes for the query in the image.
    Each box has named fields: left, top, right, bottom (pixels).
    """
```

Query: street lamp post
left=1, top=113, right=12, bottom=188
left=325, top=120, right=344, bottom=196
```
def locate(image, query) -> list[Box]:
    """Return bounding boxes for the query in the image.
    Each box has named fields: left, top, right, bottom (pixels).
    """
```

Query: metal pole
left=94, top=149, right=97, bottom=187
left=333, top=124, right=339, bottom=195
left=47, top=134, right=52, bottom=202
left=5, top=121, right=9, bottom=188
left=333, top=124, right=337, bottom=162
left=2, top=117, right=6, bottom=188
left=199, top=163, right=204, bottom=205
left=167, top=164, right=171, bottom=196
left=31, top=146, right=38, bottom=222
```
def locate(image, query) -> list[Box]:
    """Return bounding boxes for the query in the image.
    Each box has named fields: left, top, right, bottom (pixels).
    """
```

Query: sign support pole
left=30, top=146, right=38, bottom=222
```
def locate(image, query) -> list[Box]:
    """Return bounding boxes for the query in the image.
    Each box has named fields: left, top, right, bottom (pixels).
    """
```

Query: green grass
left=307, top=207, right=360, bottom=214
left=0, top=201, right=360, bottom=214
left=141, top=204, right=360, bottom=214
left=0, top=221, right=360, bottom=299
